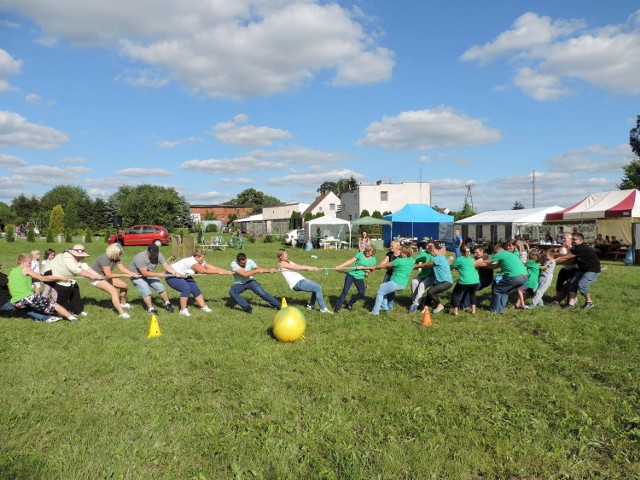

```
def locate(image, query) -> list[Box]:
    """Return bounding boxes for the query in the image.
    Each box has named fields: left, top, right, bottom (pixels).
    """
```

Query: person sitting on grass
left=368, top=244, right=415, bottom=315
left=167, top=249, right=233, bottom=317
left=1, top=258, right=50, bottom=322
left=334, top=244, right=377, bottom=312
left=8, top=253, right=78, bottom=323
left=515, top=250, right=541, bottom=309
left=276, top=249, right=332, bottom=314
left=229, top=252, right=280, bottom=314
left=91, top=244, right=141, bottom=319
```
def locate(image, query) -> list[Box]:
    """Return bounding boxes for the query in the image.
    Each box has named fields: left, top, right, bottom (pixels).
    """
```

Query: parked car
left=107, top=225, right=170, bottom=246
left=284, top=229, right=298, bottom=245
left=295, top=229, right=306, bottom=247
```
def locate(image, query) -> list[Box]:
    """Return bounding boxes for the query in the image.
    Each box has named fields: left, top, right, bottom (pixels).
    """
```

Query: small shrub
left=85, top=228, right=93, bottom=243
left=205, top=224, right=218, bottom=233
left=104, top=228, right=112, bottom=243
left=64, top=230, right=73, bottom=243
left=46, top=229, right=54, bottom=243
left=246, top=233, right=257, bottom=244
left=27, top=228, right=36, bottom=243
left=263, top=234, right=273, bottom=243
left=5, top=224, right=16, bottom=242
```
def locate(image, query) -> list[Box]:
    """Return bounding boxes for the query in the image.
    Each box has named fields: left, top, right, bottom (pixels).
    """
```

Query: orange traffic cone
left=421, top=307, right=432, bottom=327
left=281, top=297, right=288, bottom=309
left=147, top=314, right=162, bottom=339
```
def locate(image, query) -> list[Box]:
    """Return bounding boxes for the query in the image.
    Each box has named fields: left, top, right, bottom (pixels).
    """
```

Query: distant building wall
left=190, top=205, right=254, bottom=223
left=338, top=182, right=431, bottom=220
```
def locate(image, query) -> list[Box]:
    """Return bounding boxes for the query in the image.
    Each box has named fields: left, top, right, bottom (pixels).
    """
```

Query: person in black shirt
left=556, top=233, right=600, bottom=311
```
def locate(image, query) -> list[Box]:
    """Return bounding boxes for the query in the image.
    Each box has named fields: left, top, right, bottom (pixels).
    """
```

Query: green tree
left=90, top=198, right=111, bottom=231
left=64, top=202, right=82, bottom=232
left=371, top=211, right=383, bottom=219
left=512, top=201, right=525, bottom=210
left=229, top=188, right=282, bottom=213
left=0, top=202, right=16, bottom=226
left=109, top=184, right=187, bottom=230
left=5, top=224, right=16, bottom=242
left=337, top=176, right=359, bottom=194
left=49, top=205, right=65, bottom=236
left=619, top=115, right=640, bottom=190
left=453, top=202, right=476, bottom=221
left=317, top=181, right=338, bottom=195
left=10, top=194, right=40, bottom=225
left=360, top=209, right=371, bottom=218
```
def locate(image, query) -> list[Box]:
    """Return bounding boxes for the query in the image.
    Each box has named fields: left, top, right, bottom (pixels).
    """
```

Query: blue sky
left=1, top=0, right=639, bottom=212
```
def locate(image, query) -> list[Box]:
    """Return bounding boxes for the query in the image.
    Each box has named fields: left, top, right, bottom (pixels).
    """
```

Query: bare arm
left=335, top=257, right=357, bottom=270
left=278, top=260, right=317, bottom=272
left=194, top=262, right=233, bottom=275
left=22, top=267, right=65, bottom=283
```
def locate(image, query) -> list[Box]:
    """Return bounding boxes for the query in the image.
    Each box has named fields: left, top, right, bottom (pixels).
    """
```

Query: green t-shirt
left=348, top=252, right=377, bottom=280
left=452, top=256, right=480, bottom=285
left=492, top=250, right=527, bottom=277
left=8, top=266, right=33, bottom=303
left=524, top=259, right=540, bottom=289
left=390, top=257, right=415, bottom=288
left=414, top=251, right=434, bottom=279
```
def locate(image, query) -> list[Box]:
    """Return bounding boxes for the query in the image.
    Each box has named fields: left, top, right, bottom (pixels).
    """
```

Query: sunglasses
left=72, top=248, right=85, bottom=253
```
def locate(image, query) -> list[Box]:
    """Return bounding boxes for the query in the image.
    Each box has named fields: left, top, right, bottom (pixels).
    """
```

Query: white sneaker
left=119, top=312, right=131, bottom=319
left=79, top=311, right=88, bottom=317
left=68, top=316, right=79, bottom=322
left=179, top=309, right=191, bottom=317
left=45, top=316, right=61, bottom=323
left=120, top=303, right=132, bottom=309
left=201, top=306, right=212, bottom=313
left=306, top=304, right=314, bottom=310
left=320, top=308, right=333, bottom=314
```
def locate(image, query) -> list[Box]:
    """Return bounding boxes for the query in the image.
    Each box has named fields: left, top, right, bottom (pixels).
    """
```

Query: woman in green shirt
left=450, top=245, right=480, bottom=315
left=368, top=245, right=415, bottom=315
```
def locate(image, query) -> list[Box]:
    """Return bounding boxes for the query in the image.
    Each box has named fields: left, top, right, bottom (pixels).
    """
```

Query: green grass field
left=1, top=238, right=639, bottom=479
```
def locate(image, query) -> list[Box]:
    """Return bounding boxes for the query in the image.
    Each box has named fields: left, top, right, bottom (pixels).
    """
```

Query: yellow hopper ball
left=272, top=307, right=306, bottom=343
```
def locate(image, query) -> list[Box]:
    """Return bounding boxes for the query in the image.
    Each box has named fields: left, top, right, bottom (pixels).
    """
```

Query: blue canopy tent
left=383, top=204, right=455, bottom=246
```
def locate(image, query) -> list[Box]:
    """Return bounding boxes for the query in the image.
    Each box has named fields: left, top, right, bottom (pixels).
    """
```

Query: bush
left=246, top=233, right=257, bottom=244
left=27, top=228, right=36, bottom=243
left=5, top=224, right=15, bottom=242
left=104, top=228, right=112, bottom=243
left=205, top=224, right=218, bottom=233
left=85, top=228, right=93, bottom=243
left=65, top=230, right=73, bottom=243
left=46, top=229, right=54, bottom=243
left=263, top=234, right=273, bottom=243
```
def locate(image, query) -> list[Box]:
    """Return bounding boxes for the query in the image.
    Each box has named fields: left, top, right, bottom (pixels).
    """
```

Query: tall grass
left=1, top=239, right=638, bottom=479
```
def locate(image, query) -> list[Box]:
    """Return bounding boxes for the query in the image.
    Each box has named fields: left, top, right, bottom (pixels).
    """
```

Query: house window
left=380, top=191, right=388, bottom=202
left=329, top=203, right=336, bottom=211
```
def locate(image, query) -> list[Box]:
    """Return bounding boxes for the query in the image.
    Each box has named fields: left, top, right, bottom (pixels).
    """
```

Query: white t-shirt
left=280, top=262, right=305, bottom=289
left=171, top=256, right=200, bottom=276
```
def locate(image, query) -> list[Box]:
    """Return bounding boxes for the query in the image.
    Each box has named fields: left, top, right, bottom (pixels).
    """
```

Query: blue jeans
left=490, top=274, right=528, bottom=313
left=335, top=275, right=366, bottom=310
left=229, top=279, right=279, bottom=311
left=0, top=301, right=50, bottom=321
left=372, top=280, right=405, bottom=314
left=293, top=279, right=327, bottom=310
left=570, top=271, right=600, bottom=295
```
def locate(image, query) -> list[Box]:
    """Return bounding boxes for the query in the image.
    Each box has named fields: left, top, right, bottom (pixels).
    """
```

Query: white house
left=338, top=181, right=431, bottom=220
left=302, top=192, right=341, bottom=218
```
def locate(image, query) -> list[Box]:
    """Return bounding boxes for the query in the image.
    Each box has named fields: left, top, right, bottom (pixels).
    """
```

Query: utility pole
left=464, top=183, right=475, bottom=211
left=532, top=170, right=536, bottom=208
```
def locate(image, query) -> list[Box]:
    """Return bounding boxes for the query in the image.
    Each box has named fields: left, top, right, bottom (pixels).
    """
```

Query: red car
left=108, top=225, right=170, bottom=246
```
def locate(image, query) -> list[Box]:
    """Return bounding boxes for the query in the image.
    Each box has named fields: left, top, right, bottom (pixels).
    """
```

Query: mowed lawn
left=1, top=238, right=639, bottom=479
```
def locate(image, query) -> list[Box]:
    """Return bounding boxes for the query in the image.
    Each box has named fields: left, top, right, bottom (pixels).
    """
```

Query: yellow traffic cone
left=147, top=314, right=162, bottom=339
left=281, top=297, right=288, bottom=309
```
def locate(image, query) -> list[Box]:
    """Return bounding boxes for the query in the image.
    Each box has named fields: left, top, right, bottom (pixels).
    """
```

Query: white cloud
left=157, top=140, right=182, bottom=149
left=181, top=155, right=286, bottom=174
left=214, top=114, right=292, bottom=146
left=60, top=156, right=86, bottom=164
left=218, top=177, right=254, bottom=185
left=25, top=92, right=56, bottom=106
left=0, top=153, right=28, bottom=167
left=4, top=0, right=394, bottom=98
left=116, top=168, right=175, bottom=177
left=0, top=111, right=68, bottom=149
left=7, top=164, right=89, bottom=185
left=186, top=190, right=233, bottom=203
left=357, top=107, right=501, bottom=150
left=267, top=168, right=364, bottom=186
left=462, top=10, right=640, bottom=99
left=0, top=48, right=22, bottom=93
left=547, top=144, right=633, bottom=173
left=513, top=67, right=570, bottom=101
